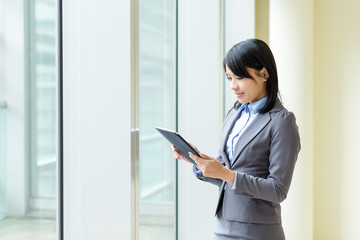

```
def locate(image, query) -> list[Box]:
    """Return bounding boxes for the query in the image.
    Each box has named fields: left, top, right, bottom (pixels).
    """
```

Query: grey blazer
left=197, top=100, right=301, bottom=224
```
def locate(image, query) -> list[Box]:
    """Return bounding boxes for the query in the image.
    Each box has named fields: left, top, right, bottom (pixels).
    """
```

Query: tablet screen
left=155, top=127, right=200, bottom=165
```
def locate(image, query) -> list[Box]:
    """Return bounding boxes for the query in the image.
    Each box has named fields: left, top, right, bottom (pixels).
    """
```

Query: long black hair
left=223, top=39, right=279, bottom=113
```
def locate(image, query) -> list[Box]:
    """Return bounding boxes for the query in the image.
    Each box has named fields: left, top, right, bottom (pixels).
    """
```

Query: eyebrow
left=225, top=72, right=238, bottom=77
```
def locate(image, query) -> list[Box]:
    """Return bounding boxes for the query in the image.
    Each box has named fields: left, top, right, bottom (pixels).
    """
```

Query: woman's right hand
left=171, top=144, right=199, bottom=164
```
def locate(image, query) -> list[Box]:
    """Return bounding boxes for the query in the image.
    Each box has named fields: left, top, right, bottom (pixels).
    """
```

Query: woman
left=172, top=39, right=301, bottom=240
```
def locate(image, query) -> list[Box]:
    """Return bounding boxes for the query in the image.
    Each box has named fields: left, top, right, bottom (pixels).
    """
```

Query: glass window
left=0, top=104, right=6, bottom=221
left=29, top=0, right=57, bottom=205
left=138, top=0, right=177, bottom=239
left=0, top=0, right=59, bottom=239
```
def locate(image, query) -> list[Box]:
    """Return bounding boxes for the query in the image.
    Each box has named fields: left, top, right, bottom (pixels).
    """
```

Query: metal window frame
left=130, top=0, right=140, bottom=239
left=220, top=0, right=226, bottom=122
left=175, top=0, right=179, bottom=238
left=57, top=0, right=64, bottom=239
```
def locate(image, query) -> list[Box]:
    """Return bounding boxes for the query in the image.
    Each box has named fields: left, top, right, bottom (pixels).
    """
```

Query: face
left=225, top=65, right=268, bottom=104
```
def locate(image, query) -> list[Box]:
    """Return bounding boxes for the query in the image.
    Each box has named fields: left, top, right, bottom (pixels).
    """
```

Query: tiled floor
left=139, top=216, right=174, bottom=240
left=0, top=217, right=56, bottom=240
left=0, top=216, right=173, bottom=240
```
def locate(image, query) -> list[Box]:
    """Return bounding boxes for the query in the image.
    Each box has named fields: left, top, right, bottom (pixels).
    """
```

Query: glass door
left=138, top=0, right=177, bottom=239
left=0, top=0, right=60, bottom=238
left=29, top=0, right=57, bottom=214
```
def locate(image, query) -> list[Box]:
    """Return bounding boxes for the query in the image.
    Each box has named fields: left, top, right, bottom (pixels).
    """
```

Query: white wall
left=0, top=0, right=5, bottom=99
left=62, top=0, right=131, bottom=239
left=177, top=1, right=221, bottom=239
left=314, top=0, right=360, bottom=239
left=269, top=1, right=313, bottom=239
left=224, top=0, right=255, bottom=112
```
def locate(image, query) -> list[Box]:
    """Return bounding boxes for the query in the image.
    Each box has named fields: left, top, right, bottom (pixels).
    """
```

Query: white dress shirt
left=226, top=96, right=268, bottom=164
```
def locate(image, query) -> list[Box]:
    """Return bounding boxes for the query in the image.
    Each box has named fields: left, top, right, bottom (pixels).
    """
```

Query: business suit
left=196, top=99, right=301, bottom=239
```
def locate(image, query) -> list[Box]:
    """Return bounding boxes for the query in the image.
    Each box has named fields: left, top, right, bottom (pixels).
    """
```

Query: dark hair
left=223, top=39, right=279, bottom=113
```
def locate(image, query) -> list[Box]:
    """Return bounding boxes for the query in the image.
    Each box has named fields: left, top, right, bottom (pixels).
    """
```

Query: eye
left=236, top=77, right=243, bottom=80
left=226, top=75, right=232, bottom=81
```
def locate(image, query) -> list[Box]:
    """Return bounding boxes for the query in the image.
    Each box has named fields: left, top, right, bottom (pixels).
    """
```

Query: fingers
left=172, top=145, right=192, bottom=163
left=199, top=153, right=210, bottom=159
left=171, top=145, right=180, bottom=157
left=189, top=152, right=210, bottom=161
left=173, top=149, right=183, bottom=159
left=189, top=143, right=200, bottom=154
left=189, top=152, right=206, bottom=171
left=189, top=153, right=221, bottom=178
left=189, top=152, right=204, bottom=166
left=189, top=152, right=199, bottom=166
left=188, top=152, right=199, bottom=161
left=190, top=152, right=217, bottom=169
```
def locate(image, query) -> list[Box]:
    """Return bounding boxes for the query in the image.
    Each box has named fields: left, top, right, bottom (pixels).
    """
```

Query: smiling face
left=225, top=64, right=268, bottom=104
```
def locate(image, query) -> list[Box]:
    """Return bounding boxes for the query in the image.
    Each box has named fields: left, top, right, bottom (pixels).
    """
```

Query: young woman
left=172, top=39, right=301, bottom=240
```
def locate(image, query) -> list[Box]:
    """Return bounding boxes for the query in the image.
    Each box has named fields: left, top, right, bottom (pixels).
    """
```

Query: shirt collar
left=240, top=96, right=268, bottom=115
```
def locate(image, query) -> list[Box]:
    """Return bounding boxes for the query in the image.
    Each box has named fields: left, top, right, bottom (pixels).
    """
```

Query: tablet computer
left=155, top=126, right=200, bottom=165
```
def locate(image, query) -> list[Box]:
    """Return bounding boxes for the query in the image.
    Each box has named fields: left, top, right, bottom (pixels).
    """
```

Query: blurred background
left=0, top=0, right=359, bottom=239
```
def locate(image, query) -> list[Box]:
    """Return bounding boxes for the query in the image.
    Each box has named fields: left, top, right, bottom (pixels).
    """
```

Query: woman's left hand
left=189, top=152, right=225, bottom=179
left=189, top=152, right=236, bottom=185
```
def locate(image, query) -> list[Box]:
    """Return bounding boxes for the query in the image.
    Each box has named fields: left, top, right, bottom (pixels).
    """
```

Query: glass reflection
left=0, top=0, right=58, bottom=239
left=139, top=0, right=177, bottom=239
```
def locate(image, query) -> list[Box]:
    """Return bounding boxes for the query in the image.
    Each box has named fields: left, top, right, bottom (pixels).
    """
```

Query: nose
left=230, top=79, right=238, bottom=90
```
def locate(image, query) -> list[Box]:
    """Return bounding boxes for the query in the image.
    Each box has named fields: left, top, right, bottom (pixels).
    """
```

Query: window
left=138, top=0, right=177, bottom=239
left=0, top=0, right=60, bottom=238
left=29, top=0, right=57, bottom=212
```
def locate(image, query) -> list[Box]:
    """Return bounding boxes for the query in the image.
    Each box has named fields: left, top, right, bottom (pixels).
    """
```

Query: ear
left=260, top=67, right=269, bottom=81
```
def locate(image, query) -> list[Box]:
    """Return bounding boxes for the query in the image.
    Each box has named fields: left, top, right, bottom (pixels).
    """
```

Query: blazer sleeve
left=232, top=111, right=301, bottom=203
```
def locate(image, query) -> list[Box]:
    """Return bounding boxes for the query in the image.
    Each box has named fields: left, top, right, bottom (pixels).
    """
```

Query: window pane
left=0, top=106, right=6, bottom=221
left=0, top=0, right=58, bottom=238
left=138, top=0, right=177, bottom=239
left=29, top=0, right=57, bottom=201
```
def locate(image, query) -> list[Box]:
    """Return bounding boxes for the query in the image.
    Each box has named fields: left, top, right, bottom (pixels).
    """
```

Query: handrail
left=0, top=101, right=7, bottom=109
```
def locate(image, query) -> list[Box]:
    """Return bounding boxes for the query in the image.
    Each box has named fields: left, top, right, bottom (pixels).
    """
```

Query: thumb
left=199, top=153, right=210, bottom=159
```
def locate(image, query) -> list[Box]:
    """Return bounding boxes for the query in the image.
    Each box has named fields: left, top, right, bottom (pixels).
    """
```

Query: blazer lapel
left=220, top=108, right=241, bottom=167
left=230, top=112, right=271, bottom=167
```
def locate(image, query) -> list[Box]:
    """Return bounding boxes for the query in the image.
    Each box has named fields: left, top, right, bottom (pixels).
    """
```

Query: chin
left=237, top=99, right=247, bottom=104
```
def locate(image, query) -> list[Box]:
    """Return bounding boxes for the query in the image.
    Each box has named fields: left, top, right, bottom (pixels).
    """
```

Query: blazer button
left=241, top=192, right=254, bottom=198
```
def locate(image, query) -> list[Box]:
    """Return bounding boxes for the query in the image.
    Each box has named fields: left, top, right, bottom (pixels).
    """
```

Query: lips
left=235, top=92, right=244, bottom=98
